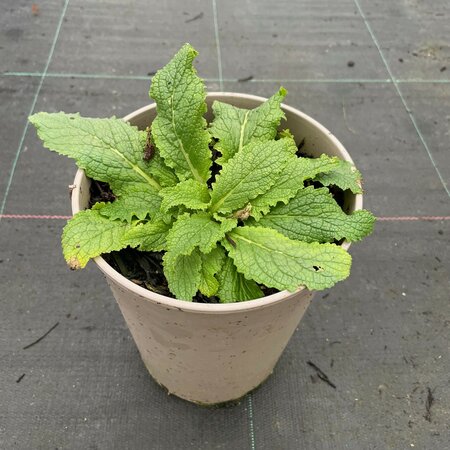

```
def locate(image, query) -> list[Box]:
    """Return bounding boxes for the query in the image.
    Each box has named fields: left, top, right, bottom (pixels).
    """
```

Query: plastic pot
left=71, top=93, right=363, bottom=405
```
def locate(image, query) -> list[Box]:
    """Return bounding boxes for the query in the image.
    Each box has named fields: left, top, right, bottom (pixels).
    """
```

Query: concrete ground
left=1, top=0, right=449, bottom=448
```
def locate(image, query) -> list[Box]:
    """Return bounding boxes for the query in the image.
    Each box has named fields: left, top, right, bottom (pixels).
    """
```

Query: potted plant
left=29, top=44, right=375, bottom=405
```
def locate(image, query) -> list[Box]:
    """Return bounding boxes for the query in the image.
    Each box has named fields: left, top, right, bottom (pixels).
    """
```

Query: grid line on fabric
left=211, top=0, right=224, bottom=91
left=353, top=0, right=450, bottom=200
left=2, top=72, right=450, bottom=84
left=247, top=393, right=256, bottom=450
left=0, top=0, right=71, bottom=221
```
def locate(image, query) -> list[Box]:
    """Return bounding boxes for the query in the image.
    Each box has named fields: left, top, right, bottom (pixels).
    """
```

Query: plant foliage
left=29, top=44, right=375, bottom=302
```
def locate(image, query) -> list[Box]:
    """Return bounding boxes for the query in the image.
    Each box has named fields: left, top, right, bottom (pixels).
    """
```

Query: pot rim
left=72, top=92, right=363, bottom=314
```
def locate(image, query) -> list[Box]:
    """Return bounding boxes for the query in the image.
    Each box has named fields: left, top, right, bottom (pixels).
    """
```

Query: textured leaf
left=250, top=154, right=341, bottom=220
left=99, top=184, right=162, bottom=222
left=163, top=249, right=202, bottom=301
left=30, top=44, right=373, bottom=303
left=121, top=219, right=172, bottom=251
left=166, top=212, right=237, bottom=257
left=209, top=87, right=287, bottom=163
left=277, top=128, right=295, bottom=140
left=198, top=246, right=226, bottom=297
left=29, top=113, right=163, bottom=192
left=280, top=135, right=299, bottom=154
left=223, top=226, right=351, bottom=291
left=62, top=207, right=131, bottom=269
left=143, top=152, right=179, bottom=187
left=209, top=138, right=293, bottom=214
left=253, top=186, right=375, bottom=243
left=314, top=160, right=362, bottom=194
left=150, top=43, right=211, bottom=183
left=28, top=113, right=176, bottom=222
left=217, top=257, right=264, bottom=303
left=160, top=179, right=210, bottom=212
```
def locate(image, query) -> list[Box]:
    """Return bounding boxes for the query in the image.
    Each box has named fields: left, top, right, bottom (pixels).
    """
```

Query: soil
left=89, top=180, right=115, bottom=207
left=89, top=138, right=346, bottom=302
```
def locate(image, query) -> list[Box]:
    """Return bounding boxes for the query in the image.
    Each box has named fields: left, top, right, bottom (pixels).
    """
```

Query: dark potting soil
left=89, top=138, right=346, bottom=302
left=89, top=180, right=116, bottom=207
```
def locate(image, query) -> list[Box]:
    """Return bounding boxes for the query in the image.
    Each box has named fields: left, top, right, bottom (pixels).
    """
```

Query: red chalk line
left=1, top=214, right=450, bottom=221
left=377, top=216, right=450, bottom=221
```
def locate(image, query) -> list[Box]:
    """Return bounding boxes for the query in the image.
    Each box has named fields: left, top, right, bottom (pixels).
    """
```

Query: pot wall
left=109, top=279, right=312, bottom=404
left=72, top=93, right=362, bottom=405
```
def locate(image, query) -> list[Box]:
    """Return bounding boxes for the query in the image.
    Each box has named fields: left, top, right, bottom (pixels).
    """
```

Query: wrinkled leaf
left=122, top=219, right=172, bottom=251
left=98, top=184, right=162, bottom=222
left=166, top=212, right=237, bottom=257
left=253, top=186, right=375, bottom=242
left=250, top=154, right=341, bottom=220
left=163, top=249, right=202, bottom=300
left=62, top=206, right=131, bottom=269
left=223, top=226, right=351, bottom=291
left=160, top=179, right=210, bottom=212
left=150, top=43, right=211, bottom=183
left=314, top=160, right=362, bottom=194
left=209, top=138, right=293, bottom=214
left=28, top=113, right=176, bottom=222
left=198, top=246, right=226, bottom=297
left=209, top=87, right=286, bottom=163
left=217, top=257, right=264, bottom=303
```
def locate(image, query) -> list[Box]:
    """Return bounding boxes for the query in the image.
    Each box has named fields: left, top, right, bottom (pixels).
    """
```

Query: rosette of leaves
left=29, top=43, right=375, bottom=303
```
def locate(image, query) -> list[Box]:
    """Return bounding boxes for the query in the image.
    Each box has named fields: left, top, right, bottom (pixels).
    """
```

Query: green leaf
left=277, top=128, right=294, bottom=140
left=250, top=154, right=341, bottom=220
left=29, top=113, right=162, bottom=192
left=163, top=249, right=202, bottom=301
left=217, top=257, right=264, bottom=303
left=198, top=246, right=226, bottom=297
left=143, top=152, right=179, bottom=187
left=160, top=179, right=210, bottom=212
left=28, top=113, right=175, bottom=222
left=314, top=160, right=362, bottom=194
left=209, top=138, right=293, bottom=214
left=209, top=87, right=287, bottom=163
left=166, top=212, right=237, bottom=257
left=121, top=219, right=172, bottom=251
left=223, top=226, right=351, bottom=291
left=281, top=135, right=299, bottom=154
left=98, top=184, right=162, bottom=222
left=253, top=186, right=375, bottom=243
left=149, top=43, right=211, bottom=183
left=62, top=207, right=131, bottom=269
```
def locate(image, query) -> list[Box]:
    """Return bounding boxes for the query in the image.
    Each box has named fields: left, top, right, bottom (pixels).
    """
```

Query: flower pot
left=71, top=93, right=363, bottom=405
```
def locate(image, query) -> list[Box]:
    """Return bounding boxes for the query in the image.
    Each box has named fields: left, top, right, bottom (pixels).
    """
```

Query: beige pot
left=71, top=93, right=363, bottom=405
